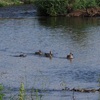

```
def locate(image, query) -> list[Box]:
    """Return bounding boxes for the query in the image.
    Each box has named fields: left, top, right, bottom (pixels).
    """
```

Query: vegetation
left=73, top=0, right=98, bottom=9
left=35, top=0, right=68, bottom=16
left=0, top=0, right=35, bottom=7
left=19, top=83, right=25, bottom=100
left=0, top=82, right=100, bottom=99
left=0, top=0, right=100, bottom=16
left=0, top=83, right=40, bottom=100
left=0, top=0, right=22, bottom=7
left=35, top=0, right=100, bottom=16
left=0, top=84, right=4, bottom=100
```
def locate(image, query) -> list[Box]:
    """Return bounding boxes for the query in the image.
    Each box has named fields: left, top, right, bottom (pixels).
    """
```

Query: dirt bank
left=67, top=7, right=100, bottom=17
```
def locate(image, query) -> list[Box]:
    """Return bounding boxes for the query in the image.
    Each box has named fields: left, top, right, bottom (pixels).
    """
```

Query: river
left=0, top=5, right=100, bottom=100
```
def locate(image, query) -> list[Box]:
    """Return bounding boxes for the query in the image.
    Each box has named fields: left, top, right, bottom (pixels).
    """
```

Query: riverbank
left=0, top=5, right=99, bottom=18
left=0, top=0, right=100, bottom=17
left=0, top=0, right=35, bottom=7
left=34, top=0, right=100, bottom=17
left=0, top=0, right=22, bottom=7
left=67, top=7, right=100, bottom=17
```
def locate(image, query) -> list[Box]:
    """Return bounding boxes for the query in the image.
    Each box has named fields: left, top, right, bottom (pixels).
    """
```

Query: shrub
left=96, top=0, right=100, bottom=6
left=73, top=0, right=98, bottom=9
left=35, top=0, right=68, bottom=16
left=86, top=0, right=97, bottom=8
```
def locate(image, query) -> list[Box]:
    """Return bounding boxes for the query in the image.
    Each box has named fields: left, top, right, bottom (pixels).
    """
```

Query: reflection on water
left=38, top=17, right=100, bottom=28
left=38, top=17, right=100, bottom=46
left=0, top=17, right=100, bottom=100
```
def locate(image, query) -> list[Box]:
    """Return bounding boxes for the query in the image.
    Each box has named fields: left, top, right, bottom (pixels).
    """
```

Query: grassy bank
left=0, top=0, right=100, bottom=17
left=35, top=0, right=100, bottom=16
left=0, top=0, right=35, bottom=7
left=0, top=0, right=22, bottom=7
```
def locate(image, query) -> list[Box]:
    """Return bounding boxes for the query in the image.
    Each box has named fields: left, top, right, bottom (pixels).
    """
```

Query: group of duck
left=15, top=50, right=74, bottom=59
left=34, top=50, right=73, bottom=59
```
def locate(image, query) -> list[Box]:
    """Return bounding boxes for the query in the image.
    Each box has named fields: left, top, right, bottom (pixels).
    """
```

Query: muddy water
left=0, top=5, right=100, bottom=100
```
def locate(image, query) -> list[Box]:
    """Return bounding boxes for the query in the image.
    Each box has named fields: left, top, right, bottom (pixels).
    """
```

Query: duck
left=67, top=52, right=73, bottom=59
left=45, top=51, right=53, bottom=58
left=19, top=53, right=27, bottom=57
left=35, top=50, right=42, bottom=55
left=14, top=53, right=26, bottom=57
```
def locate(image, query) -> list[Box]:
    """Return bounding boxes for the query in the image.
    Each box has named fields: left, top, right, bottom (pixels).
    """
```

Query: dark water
left=0, top=6, right=100, bottom=100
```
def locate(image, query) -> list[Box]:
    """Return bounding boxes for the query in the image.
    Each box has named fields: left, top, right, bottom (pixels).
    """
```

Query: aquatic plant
left=19, top=83, right=25, bottom=100
left=0, top=84, right=4, bottom=100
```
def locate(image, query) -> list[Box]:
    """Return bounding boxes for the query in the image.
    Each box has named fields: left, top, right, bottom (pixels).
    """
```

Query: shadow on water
left=38, top=17, right=100, bottom=46
left=37, top=17, right=100, bottom=37
left=38, top=17, right=100, bottom=29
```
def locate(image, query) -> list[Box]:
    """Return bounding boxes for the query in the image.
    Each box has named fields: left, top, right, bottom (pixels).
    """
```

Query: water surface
left=0, top=15, right=100, bottom=100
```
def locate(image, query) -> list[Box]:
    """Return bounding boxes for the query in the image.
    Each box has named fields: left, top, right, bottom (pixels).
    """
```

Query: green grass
left=0, top=0, right=22, bottom=7
left=0, top=0, right=35, bottom=7
left=19, top=83, right=25, bottom=100
left=0, top=84, right=4, bottom=100
left=35, top=0, right=100, bottom=16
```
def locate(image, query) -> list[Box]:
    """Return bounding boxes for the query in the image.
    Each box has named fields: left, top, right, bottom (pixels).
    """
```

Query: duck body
left=67, top=53, right=73, bottom=59
left=35, top=50, right=42, bottom=55
left=19, top=54, right=27, bottom=57
left=14, top=53, right=27, bottom=57
left=45, top=51, right=53, bottom=58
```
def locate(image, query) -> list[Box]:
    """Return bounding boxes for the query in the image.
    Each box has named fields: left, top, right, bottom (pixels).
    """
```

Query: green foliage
left=35, top=0, right=100, bottom=16
left=0, top=84, right=4, bottom=100
left=0, top=0, right=22, bottom=6
left=73, top=0, right=98, bottom=9
left=19, top=83, right=25, bottom=100
left=86, top=0, right=97, bottom=8
left=22, top=0, right=35, bottom=4
left=35, top=0, right=68, bottom=16
left=96, top=0, right=100, bottom=6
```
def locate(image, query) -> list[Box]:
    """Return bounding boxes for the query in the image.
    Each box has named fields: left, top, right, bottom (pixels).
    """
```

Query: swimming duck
left=45, top=51, right=53, bottom=58
left=14, top=53, right=26, bottom=57
left=67, top=53, right=73, bottom=59
left=35, top=50, right=42, bottom=55
left=19, top=53, right=27, bottom=57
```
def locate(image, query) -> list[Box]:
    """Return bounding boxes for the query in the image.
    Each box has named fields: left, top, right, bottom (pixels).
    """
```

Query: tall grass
left=19, top=83, right=25, bottom=100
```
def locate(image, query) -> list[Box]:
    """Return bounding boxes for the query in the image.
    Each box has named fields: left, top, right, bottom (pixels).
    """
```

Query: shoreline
left=67, top=7, right=100, bottom=17
left=0, top=4, right=100, bottom=18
